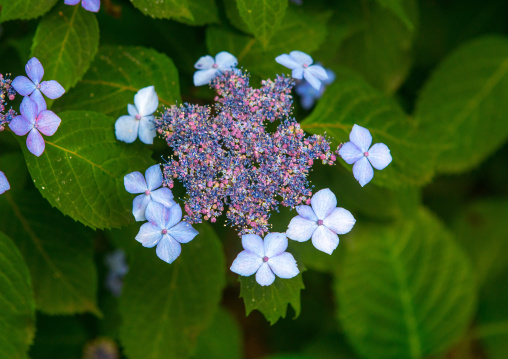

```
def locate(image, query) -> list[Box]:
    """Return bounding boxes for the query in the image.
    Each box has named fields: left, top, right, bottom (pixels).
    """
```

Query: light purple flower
left=115, top=86, right=158, bottom=144
left=338, top=124, right=392, bottom=187
left=275, top=51, right=328, bottom=91
left=286, top=189, right=355, bottom=255
left=193, top=52, right=238, bottom=86
left=0, top=171, right=10, bottom=194
left=136, top=202, right=198, bottom=264
left=12, top=57, right=65, bottom=113
left=124, top=164, right=175, bottom=221
left=64, top=0, right=100, bottom=12
left=295, top=68, right=335, bottom=110
left=9, top=97, right=61, bottom=157
left=230, top=232, right=299, bottom=286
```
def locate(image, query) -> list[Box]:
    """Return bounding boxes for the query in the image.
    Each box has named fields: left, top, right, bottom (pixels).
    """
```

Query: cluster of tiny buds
left=0, top=73, right=17, bottom=130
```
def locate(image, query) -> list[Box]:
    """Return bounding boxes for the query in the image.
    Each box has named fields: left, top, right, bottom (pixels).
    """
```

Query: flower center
left=161, top=229, right=167, bottom=235
left=364, top=151, right=369, bottom=157
left=303, top=64, right=308, bottom=68
left=263, top=256, right=269, bottom=263
left=135, top=114, right=141, bottom=120
left=212, top=63, right=219, bottom=68
left=36, top=83, right=41, bottom=89
left=145, top=190, right=150, bottom=195
left=317, top=219, right=324, bottom=226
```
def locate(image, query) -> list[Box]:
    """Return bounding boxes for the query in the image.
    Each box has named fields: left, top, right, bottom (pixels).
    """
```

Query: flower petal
left=264, top=232, right=288, bottom=258
left=150, top=188, right=174, bottom=208
left=139, top=116, right=156, bottom=144
left=40, top=80, right=65, bottom=99
left=311, top=188, right=337, bottom=220
left=241, top=234, right=264, bottom=258
left=286, top=215, right=317, bottom=242
left=29, top=89, right=47, bottom=112
left=311, top=226, right=339, bottom=255
left=124, top=171, right=147, bottom=193
left=26, top=129, right=45, bottom=157
left=37, top=110, right=61, bottom=136
left=132, top=194, right=151, bottom=221
left=115, top=115, right=139, bottom=143
left=0, top=171, right=10, bottom=194
left=166, top=203, right=183, bottom=229
left=256, top=263, right=275, bottom=286
left=338, top=141, right=363, bottom=165
left=127, top=104, right=138, bottom=117
left=268, top=252, right=299, bottom=279
left=216, top=51, right=238, bottom=69
left=12, top=76, right=35, bottom=96
left=65, top=0, right=81, bottom=4
left=145, top=164, right=162, bottom=191
left=20, top=97, right=37, bottom=124
left=194, top=55, right=215, bottom=70
left=168, top=221, right=198, bottom=244
left=135, top=222, right=162, bottom=248
left=323, top=208, right=356, bottom=235
left=289, top=50, right=313, bottom=66
left=275, top=54, right=302, bottom=70
left=367, top=143, right=392, bottom=170
left=306, top=65, right=328, bottom=81
left=292, top=67, right=304, bottom=80
left=230, top=251, right=263, bottom=276
left=9, top=116, right=33, bottom=136
left=25, top=57, right=44, bottom=84
left=145, top=201, right=168, bottom=228
left=81, top=0, right=100, bottom=12
left=324, top=68, right=336, bottom=85
left=296, top=205, right=317, bottom=221
left=193, top=68, right=219, bottom=86
left=353, top=157, right=374, bottom=187
left=349, top=124, right=372, bottom=153
left=134, top=86, right=158, bottom=117
left=156, top=236, right=182, bottom=264
left=303, top=70, right=322, bottom=91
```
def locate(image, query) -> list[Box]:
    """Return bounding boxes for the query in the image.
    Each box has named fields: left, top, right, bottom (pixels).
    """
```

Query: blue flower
left=338, top=124, right=392, bottom=187
left=0, top=171, right=10, bottom=194
left=295, top=68, right=335, bottom=110
left=286, top=189, right=355, bottom=254
left=193, top=52, right=238, bottom=86
left=12, top=57, right=65, bottom=112
left=135, top=202, right=199, bottom=264
left=275, top=51, right=328, bottom=90
left=115, top=86, right=158, bottom=144
left=64, top=0, right=100, bottom=12
left=230, top=232, right=299, bottom=286
left=124, top=164, right=175, bottom=221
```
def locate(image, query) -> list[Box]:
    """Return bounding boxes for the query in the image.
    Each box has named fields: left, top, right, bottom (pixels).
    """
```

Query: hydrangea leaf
left=235, top=0, right=288, bottom=50
left=414, top=36, right=508, bottom=174
left=0, top=231, right=35, bottom=359
left=301, top=67, right=435, bottom=188
left=0, top=190, right=99, bottom=315
left=31, top=3, right=99, bottom=96
left=335, top=208, right=476, bottom=359
left=119, top=223, right=226, bottom=359
left=54, top=46, right=180, bottom=119
left=174, top=0, right=219, bottom=26
left=374, top=0, right=414, bottom=30
left=0, top=0, right=58, bottom=22
left=129, top=0, right=194, bottom=20
left=16, top=111, right=154, bottom=230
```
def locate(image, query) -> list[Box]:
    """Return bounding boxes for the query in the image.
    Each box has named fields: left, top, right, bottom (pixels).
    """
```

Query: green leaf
left=414, top=36, right=508, bottom=173
left=236, top=0, right=288, bottom=50
left=119, top=223, right=226, bottom=359
left=0, top=153, right=30, bottom=189
left=0, top=190, right=99, bottom=315
left=54, top=45, right=181, bottom=119
left=0, top=231, right=35, bottom=359
left=31, top=3, right=99, bottom=96
left=16, top=111, right=154, bottom=229
left=174, top=0, right=219, bottom=26
left=0, top=0, right=58, bottom=22
left=336, top=208, right=476, bottom=359
left=374, top=0, right=414, bottom=30
left=129, top=0, right=194, bottom=21
left=301, top=67, right=435, bottom=188
left=239, top=266, right=305, bottom=325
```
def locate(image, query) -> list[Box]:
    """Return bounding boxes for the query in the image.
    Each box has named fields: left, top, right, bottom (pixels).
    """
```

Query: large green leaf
left=17, top=111, right=154, bottom=229
left=301, top=68, right=435, bottom=188
left=31, top=3, right=99, bottom=95
left=119, top=223, right=226, bottom=359
left=0, top=191, right=98, bottom=315
left=374, top=0, right=414, bottom=30
left=0, top=0, right=58, bottom=22
left=336, top=209, right=476, bottom=359
left=235, top=0, right=288, bottom=50
left=0, top=231, right=35, bottom=359
left=129, top=0, right=193, bottom=20
left=54, top=46, right=181, bottom=119
left=414, top=36, right=508, bottom=173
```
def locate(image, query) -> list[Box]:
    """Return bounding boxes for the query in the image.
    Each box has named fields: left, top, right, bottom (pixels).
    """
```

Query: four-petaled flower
left=115, top=86, right=159, bottom=144
left=193, top=51, right=238, bottom=86
left=64, top=0, right=100, bottom=12
left=12, top=57, right=65, bottom=113
left=136, top=202, right=199, bottom=264
left=230, top=232, right=299, bottom=286
left=295, top=68, right=335, bottom=110
left=275, top=51, right=328, bottom=91
left=286, top=188, right=355, bottom=254
left=124, top=164, right=175, bottom=221
left=9, top=97, right=61, bottom=157
left=338, top=124, right=392, bottom=187
left=0, top=171, right=10, bottom=195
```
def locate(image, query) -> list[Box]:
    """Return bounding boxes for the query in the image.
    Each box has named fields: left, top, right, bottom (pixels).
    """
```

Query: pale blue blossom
left=64, top=0, right=100, bottom=12
left=0, top=171, right=10, bottom=194
left=193, top=52, right=238, bottom=86
left=295, top=68, right=335, bottom=109
left=275, top=51, right=328, bottom=90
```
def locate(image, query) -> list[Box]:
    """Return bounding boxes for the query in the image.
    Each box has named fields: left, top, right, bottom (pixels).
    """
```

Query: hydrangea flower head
left=193, top=51, right=238, bottom=86
left=135, top=202, right=198, bottom=264
left=295, top=68, right=335, bottom=110
left=124, top=164, right=175, bottom=221
left=115, top=86, right=158, bottom=144
left=286, top=188, right=355, bottom=254
left=64, top=0, right=100, bottom=12
left=0, top=74, right=17, bottom=129
left=275, top=51, right=328, bottom=91
left=9, top=97, right=61, bottom=157
left=0, top=171, right=10, bottom=195
left=12, top=57, right=65, bottom=112
left=338, top=124, right=392, bottom=187
left=231, top=232, right=299, bottom=286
